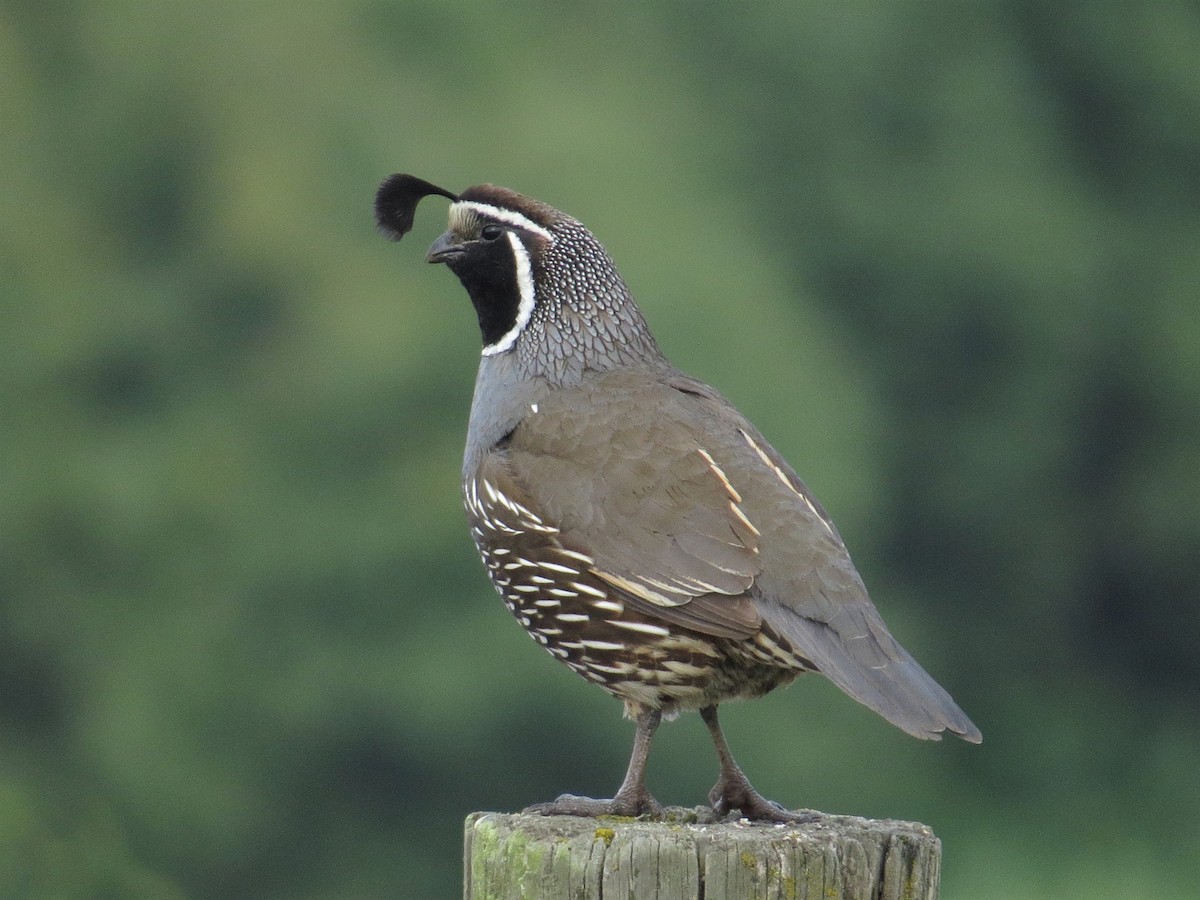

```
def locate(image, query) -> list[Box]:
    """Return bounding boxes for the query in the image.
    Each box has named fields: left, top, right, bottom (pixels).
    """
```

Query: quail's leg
left=525, top=707, right=664, bottom=818
left=701, top=705, right=818, bottom=824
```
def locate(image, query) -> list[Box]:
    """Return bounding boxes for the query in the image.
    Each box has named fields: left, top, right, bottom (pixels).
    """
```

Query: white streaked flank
left=610, top=620, right=672, bottom=637
left=590, top=599, right=624, bottom=613
left=584, top=662, right=631, bottom=675
left=662, top=659, right=711, bottom=677
left=580, top=639, right=626, bottom=652
left=557, top=549, right=594, bottom=565
left=570, top=581, right=607, bottom=598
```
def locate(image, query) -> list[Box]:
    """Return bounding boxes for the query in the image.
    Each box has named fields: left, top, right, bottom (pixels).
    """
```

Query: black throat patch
left=447, top=239, right=526, bottom=350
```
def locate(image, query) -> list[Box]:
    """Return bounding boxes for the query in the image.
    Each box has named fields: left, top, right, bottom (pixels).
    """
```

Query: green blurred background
left=3, top=1, right=1198, bottom=897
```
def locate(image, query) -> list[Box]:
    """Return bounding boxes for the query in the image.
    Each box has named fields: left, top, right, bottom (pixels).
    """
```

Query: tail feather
left=761, top=602, right=982, bottom=743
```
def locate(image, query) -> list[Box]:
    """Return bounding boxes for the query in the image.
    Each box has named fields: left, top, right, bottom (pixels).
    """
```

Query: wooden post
left=464, top=808, right=941, bottom=899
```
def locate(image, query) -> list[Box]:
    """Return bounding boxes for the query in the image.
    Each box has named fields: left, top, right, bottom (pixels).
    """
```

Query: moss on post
left=464, top=808, right=941, bottom=899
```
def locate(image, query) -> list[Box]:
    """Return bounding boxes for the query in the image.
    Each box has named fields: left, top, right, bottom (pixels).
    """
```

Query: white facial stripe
left=454, top=201, right=554, bottom=241
left=481, top=231, right=536, bottom=356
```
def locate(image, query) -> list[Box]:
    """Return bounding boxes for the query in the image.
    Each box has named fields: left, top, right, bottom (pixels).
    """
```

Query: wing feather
left=489, top=369, right=980, bottom=742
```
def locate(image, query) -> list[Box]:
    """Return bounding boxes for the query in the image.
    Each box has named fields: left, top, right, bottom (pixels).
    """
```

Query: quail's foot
left=525, top=786, right=664, bottom=819
left=708, top=772, right=819, bottom=824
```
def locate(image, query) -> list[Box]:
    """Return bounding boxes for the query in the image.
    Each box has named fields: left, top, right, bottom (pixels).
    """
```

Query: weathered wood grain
left=464, top=807, right=941, bottom=899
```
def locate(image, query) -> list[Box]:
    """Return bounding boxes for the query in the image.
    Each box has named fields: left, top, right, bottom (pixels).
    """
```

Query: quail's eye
left=480, top=223, right=504, bottom=242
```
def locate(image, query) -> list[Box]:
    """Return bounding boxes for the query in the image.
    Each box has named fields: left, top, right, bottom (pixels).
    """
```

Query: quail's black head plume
left=374, top=174, right=458, bottom=240
left=377, top=173, right=981, bottom=822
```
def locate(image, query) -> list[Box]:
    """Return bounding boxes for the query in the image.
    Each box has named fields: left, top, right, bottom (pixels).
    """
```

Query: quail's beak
left=426, top=231, right=465, bottom=264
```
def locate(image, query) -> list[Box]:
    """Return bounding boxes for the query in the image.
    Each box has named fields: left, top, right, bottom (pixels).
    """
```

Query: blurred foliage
left=2, top=1, right=1198, bottom=897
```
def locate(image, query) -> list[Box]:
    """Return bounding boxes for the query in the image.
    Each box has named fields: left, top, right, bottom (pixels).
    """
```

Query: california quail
left=375, top=174, right=981, bottom=822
